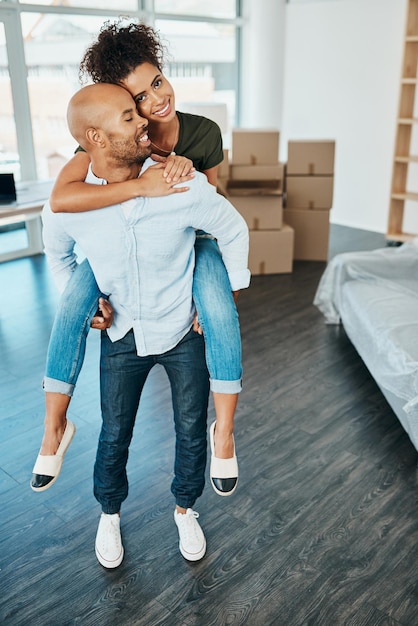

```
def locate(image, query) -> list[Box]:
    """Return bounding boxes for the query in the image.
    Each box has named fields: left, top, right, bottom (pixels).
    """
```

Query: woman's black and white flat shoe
left=30, top=419, right=76, bottom=492
left=209, top=421, right=238, bottom=496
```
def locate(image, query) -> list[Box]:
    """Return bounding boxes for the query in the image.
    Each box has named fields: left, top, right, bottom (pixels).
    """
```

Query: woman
left=31, top=20, right=244, bottom=498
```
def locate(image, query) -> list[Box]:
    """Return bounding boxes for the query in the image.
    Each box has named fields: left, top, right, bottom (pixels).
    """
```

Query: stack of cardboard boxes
left=218, top=129, right=294, bottom=275
left=284, top=140, right=335, bottom=261
left=216, top=133, right=335, bottom=273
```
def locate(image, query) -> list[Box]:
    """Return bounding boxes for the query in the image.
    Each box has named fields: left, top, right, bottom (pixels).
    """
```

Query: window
left=21, top=13, right=115, bottom=179
left=154, top=0, right=237, bottom=19
left=157, top=19, right=237, bottom=145
left=21, top=0, right=138, bottom=8
left=0, top=2, right=241, bottom=182
left=0, top=23, right=19, bottom=181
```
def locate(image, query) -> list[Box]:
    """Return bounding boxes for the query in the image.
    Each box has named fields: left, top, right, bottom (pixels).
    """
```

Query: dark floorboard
left=1, top=225, right=418, bottom=626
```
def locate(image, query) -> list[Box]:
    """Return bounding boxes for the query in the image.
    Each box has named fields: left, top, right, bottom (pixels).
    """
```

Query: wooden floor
left=1, top=225, right=418, bottom=626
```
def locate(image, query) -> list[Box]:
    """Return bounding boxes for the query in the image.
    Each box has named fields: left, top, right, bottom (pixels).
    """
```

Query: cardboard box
left=283, top=208, right=330, bottom=261
left=218, top=149, right=230, bottom=179
left=226, top=179, right=282, bottom=197
left=216, top=178, right=228, bottom=198
left=249, top=225, right=294, bottom=275
left=230, top=193, right=283, bottom=230
left=232, top=129, right=280, bottom=165
left=230, top=162, right=285, bottom=183
left=287, top=140, right=335, bottom=175
left=285, top=175, right=333, bottom=209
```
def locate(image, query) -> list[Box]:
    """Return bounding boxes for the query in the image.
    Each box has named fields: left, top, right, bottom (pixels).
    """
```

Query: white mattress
left=314, top=240, right=418, bottom=450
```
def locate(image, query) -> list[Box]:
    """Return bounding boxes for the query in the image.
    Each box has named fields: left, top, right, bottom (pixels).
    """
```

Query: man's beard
left=108, top=136, right=151, bottom=167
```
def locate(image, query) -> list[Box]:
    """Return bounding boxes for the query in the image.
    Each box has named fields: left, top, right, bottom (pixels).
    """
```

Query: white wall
left=240, top=0, right=286, bottom=130
left=281, top=0, right=407, bottom=232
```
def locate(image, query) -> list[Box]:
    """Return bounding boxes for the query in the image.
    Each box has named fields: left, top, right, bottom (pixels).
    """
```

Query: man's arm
left=42, top=201, right=115, bottom=330
left=41, top=201, right=79, bottom=293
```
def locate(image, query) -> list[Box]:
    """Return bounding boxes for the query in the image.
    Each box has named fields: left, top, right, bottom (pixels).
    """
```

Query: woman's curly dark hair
left=79, top=19, right=167, bottom=85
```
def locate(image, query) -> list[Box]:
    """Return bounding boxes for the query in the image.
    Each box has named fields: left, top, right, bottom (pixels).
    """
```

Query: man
left=42, top=83, right=250, bottom=568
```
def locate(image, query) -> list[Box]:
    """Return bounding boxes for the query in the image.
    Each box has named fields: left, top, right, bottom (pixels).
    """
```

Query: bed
left=314, top=240, right=418, bottom=451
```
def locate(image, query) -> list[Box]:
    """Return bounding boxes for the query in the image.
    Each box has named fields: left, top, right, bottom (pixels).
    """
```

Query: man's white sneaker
left=174, top=508, right=206, bottom=561
left=95, top=513, right=124, bottom=568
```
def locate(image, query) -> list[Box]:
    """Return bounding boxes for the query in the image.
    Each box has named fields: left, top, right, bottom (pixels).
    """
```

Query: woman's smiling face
left=121, top=62, right=176, bottom=125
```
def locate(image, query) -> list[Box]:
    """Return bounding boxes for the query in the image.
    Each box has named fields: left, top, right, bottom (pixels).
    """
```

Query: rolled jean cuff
left=101, top=503, right=122, bottom=515
left=210, top=378, right=242, bottom=394
left=175, top=498, right=196, bottom=510
left=42, top=376, right=74, bottom=397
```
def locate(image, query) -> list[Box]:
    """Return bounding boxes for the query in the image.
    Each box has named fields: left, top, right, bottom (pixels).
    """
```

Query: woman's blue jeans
left=43, top=258, right=104, bottom=396
left=95, top=328, right=209, bottom=513
left=43, top=237, right=243, bottom=396
left=193, top=235, right=242, bottom=392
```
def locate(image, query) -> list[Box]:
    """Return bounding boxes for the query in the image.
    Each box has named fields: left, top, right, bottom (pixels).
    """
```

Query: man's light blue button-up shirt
left=42, top=159, right=250, bottom=356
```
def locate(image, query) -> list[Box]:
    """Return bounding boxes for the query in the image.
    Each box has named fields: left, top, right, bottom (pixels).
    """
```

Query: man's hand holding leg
left=91, top=297, right=113, bottom=330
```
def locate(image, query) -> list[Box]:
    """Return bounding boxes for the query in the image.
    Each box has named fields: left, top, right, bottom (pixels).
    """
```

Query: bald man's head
left=67, top=83, right=134, bottom=148
left=67, top=84, right=108, bottom=148
left=66, top=83, right=151, bottom=167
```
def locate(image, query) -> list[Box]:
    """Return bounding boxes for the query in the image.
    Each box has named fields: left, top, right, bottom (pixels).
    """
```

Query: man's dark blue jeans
left=94, top=327, right=210, bottom=514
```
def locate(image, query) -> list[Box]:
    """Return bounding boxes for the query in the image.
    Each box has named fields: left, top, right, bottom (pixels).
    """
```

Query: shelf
left=391, top=192, right=418, bottom=201
left=395, top=155, right=418, bottom=162
left=398, top=117, right=418, bottom=123
left=386, top=231, right=417, bottom=242
left=388, top=1, right=418, bottom=239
